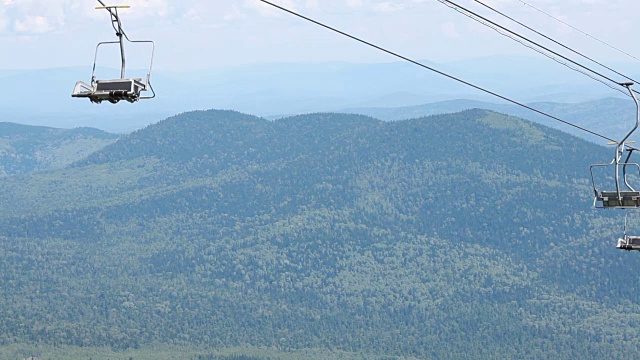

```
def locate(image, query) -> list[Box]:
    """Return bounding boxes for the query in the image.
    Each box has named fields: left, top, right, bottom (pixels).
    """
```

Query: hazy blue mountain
left=0, top=122, right=118, bottom=176
left=1, top=56, right=632, bottom=132
left=0, top=66, right=176, bottom=132
left=344, top=98, right=510, bottom=120
left=0, top=109, right=637, bottom=358
left=345, top=97, right=638, bottom=144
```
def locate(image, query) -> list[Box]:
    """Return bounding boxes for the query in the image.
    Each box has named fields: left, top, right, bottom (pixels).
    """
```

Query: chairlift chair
left=617, top=211, right=640, bottom=251
left=72, top=4, right=155, bottom=104
left=590, top=83, right=640, bottom=208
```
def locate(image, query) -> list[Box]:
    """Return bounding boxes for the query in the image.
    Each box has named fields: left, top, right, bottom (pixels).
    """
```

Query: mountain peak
left=81, top=109, right=270, bottom=165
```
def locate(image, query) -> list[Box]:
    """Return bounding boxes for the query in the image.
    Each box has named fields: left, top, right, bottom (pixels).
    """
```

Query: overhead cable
left=256, top=0, right=621, bottom=145
left=437, top=0, right=636, bottom=97
left=437, top=0, right=628, bottom=97
left=472, top=0, right=640, bottom=85
left=516, top=0, right=640, bottom=64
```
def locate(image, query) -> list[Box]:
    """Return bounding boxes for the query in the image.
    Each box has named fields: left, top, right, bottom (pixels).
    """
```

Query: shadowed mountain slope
left=0, top=122, right=118, bottom=176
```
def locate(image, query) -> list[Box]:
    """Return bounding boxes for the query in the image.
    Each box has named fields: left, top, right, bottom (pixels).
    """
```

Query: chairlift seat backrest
left=627, top=236, right=640, bottom=246
left=598, top=191, right=640, bottom=208
left=72, top=78, right=145, bottom=103
left=95, top=78, right=145, bottom=92
left=617, top=235, right=640, bottom=250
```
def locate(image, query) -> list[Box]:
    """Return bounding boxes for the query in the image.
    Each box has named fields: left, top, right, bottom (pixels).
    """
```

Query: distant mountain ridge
left=344, top=97, right=637, bottom=143
left=1, top=56, right=633, bottom=132
left=0, top=122, right=118, bottom=176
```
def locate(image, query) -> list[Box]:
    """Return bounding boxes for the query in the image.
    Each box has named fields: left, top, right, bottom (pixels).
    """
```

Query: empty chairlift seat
left=616, top=211, right=640, bottom=251
left=71, top=4, right=154, bottom=104
left=72, top=78, right=147, bottom=104
left=597, top=191, right=640, bottom=208
left=590, top=83, right=640, bottom=210
left=617, top=235, right=640, bottom=251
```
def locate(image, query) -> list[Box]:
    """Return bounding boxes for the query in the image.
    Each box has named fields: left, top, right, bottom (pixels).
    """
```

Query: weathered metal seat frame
left=617, top=211, right=640, bottom=251
left=591, top=166, right=640, bottom=209
left=590, top=83, right=640, bottom=209
left=72, top=4, right=155, bottom=104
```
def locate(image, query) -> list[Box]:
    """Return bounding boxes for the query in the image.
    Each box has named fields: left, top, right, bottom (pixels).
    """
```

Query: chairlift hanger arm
left=621, top=87, right=640, bottom=192
left=95, top=5, right=130, bottom=9
left=623, top=149, right=636, bottom=192
left=621, top=83, right=640, bottom=146
left=95, top=1, right=132, bottom=40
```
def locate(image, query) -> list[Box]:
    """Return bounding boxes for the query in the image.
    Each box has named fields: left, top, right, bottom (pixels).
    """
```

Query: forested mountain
left=0, top=122, right=118, bottom=176
left=0, top=109, right=637, bottom=359
left=345, top=97, right=637, bottom=143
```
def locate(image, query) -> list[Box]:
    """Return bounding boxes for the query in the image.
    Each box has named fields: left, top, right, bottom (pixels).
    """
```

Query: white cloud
left=2, top=0, right=67, bottom=34
left=181, top=2, right=249, bottom=28
left=14, top=15, right=52, bottom=33
left=2, top=0, right=639, bottom=70
left=125, top=0, right=172, bottom=18
left=0, top=0, right=173, bottom=34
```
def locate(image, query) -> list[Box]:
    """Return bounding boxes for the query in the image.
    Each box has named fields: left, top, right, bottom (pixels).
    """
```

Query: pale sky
left=0, top=0, right=639, bottom=70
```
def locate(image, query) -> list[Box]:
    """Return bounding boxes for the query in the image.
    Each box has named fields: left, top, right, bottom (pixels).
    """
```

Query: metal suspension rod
left=95, top=1, right=130, bottom=78
left=113, top=9, right=126, bottom=79
left=615, top=83, right=640, bottom=199
left=619, top=83, right=639, bottom=146
left=623, top=149, right=635, bottom=191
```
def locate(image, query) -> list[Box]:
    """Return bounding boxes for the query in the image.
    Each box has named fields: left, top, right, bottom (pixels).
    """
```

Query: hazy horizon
left=3, top=1, right=640, bottom=135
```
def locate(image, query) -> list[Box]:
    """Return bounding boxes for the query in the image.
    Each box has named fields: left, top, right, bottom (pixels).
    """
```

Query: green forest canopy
left=0, top=109, right=637, bottom=359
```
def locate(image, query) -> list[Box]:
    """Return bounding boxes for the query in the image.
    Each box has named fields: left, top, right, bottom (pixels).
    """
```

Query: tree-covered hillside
left=346, top=97, right=637, bottom=143
left=0, top=109, right=636, bottom=359
left=0, top=122, right=118, bottom=176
